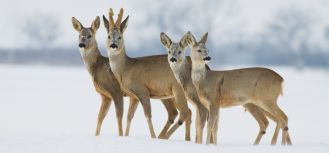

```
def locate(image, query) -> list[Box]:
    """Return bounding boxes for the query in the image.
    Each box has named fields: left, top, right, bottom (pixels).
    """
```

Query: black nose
left=110, top=44, right=118, bottom=49
left=170, top=57, right=177, bottom=62
left=78, top=43, right=86, bottom=48
left=203, top=56, right=211, bottom=61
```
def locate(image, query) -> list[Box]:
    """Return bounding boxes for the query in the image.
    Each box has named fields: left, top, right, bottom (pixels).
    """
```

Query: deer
left=185, top=31, right=292, bottom=145
left=102, top=8, right=209, bottom=143
left=71, top=16, right=186, bottom=139
left=160, top=32, right=290, bottom=145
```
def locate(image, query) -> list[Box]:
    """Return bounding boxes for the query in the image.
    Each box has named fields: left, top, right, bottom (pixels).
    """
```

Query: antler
left=108, top=8, right=124, bottom=29
left=109, top=8, right=115, bottom=28
left=115, top=8, right=124, bottom=28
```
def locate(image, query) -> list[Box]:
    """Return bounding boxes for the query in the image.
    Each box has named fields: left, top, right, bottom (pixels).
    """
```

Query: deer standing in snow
left=186, top=31, right=292, bottom=145
left=103, top=8, right=208, bottom=142
left=160, top=32, right=290, bottom=145
left=71, top=16, right=184, bottom=138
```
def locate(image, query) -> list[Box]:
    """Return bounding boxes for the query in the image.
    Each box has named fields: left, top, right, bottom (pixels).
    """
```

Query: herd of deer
left=71, top=8, right=292, bottom=145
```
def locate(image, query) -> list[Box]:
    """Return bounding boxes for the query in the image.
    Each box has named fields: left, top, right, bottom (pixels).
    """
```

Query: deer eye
left=198, top=50, right=202, bottom=53
left=178, top=51, right=182, bottom=54
left=108, top=36, right=111, bottom=39
left=118, top=37, right=122, bottom=39
left=168, top=50, right=171, bottom=54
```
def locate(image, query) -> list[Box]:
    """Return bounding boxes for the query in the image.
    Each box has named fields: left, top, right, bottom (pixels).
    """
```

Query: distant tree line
left=1, top=2, right=329, bottom=69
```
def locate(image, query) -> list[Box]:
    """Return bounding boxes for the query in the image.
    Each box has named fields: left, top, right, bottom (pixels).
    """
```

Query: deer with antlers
left=71, top=16, right=187, bottom=138
left=102, top=8, right=209, bottom=142
left=184, top=31, right=292, bottom=145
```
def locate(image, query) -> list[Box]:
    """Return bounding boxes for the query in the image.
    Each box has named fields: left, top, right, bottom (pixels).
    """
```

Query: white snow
left=0, top=65, right=329, bottom=153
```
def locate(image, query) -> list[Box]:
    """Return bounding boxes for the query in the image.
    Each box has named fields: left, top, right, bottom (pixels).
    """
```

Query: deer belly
left=219, top=96, right=246, bottom=108
left=149, top=90, right=174, bottom=99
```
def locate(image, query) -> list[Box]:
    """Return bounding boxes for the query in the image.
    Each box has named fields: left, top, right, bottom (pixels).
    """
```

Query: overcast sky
left=1, top=0, right=329, bottom=51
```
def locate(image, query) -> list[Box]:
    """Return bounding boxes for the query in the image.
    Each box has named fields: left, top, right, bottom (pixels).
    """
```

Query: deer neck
left=108, top=47, right=131, bottom=83
left=79, top=42, right=101, bottom=74
left=170, top=57, right=189, bottom=86
left=191, top=62, right=207, bottom=87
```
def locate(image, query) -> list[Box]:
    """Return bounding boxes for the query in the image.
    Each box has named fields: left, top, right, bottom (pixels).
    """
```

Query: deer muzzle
left=79, top=43, right=86, bottom=48
left=170, top=57, right=177, bottom=62
left=203, top=56, right=211, bottom=61
left=110, top=44, right=118, bottom=49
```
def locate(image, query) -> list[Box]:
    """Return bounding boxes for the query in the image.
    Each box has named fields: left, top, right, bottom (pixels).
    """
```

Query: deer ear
left=160, top=32, right=172, bottom=48
left=186, top=31, right=197, bottom=46
left=179, top=32, right=190, bottom=48
left=91, top=16, right=100, bottom=33
left=102, top=15, right=109, bottom=33
left=72, top=17, right=83, bottom=32
left=199, top=32, right=208, bottom=44
left=120, top=15, right=129, bottom=33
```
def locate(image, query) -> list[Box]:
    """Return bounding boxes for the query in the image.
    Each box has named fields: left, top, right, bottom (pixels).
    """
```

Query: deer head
left=160, top=32, right=189, bottom=65
left=102, top=8, right=129, bottom=55
left=71, top=16, right=100, bottom=50
left=186, top=31, right=210, bottom=64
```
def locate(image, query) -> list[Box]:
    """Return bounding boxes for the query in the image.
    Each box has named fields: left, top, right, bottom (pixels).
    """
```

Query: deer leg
left=187, top=94, right=208, bottom=144
left=258, top=102, right=290, bottom=146
left=185, top=108, right=192, bottom=141
left=206, top=103, right=219, bottom=145
left=158, top=99, right=178, bottom=139
left=164, top=88, right=190, bottom=140
left=113, top=95, right=124, bottom=136
left=262, top=110, right=292, bottom=145
left=259, top=108, right=281, bottom=145
left=95, top=95, right=112, bottom=136
left=134, top=89, right=156, bottom=138
left=286, top=132, right=292, bottom=145
left=244, top=104, right=269, bottom=145
left=125, top=97, right=139, bottom=136
left=269, top=108, right=291, bottom=145
left=209, top=115, right=219, bottom=145
left=261, top=110, right=280, bottom=145
left=140, top=100, right=156, bottom=138
left=209, top=133, right=214, bottom=144
left=271, top=123, right=280, bottom=145
left=195, top=106, right=207, bottom=144
left=209, top=119, right=217, bottom=144
left=279, top=109, right=289, bottom=146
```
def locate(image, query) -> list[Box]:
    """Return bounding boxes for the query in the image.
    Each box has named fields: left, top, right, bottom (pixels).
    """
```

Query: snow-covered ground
left=0, top=65, right=329, bottom=153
